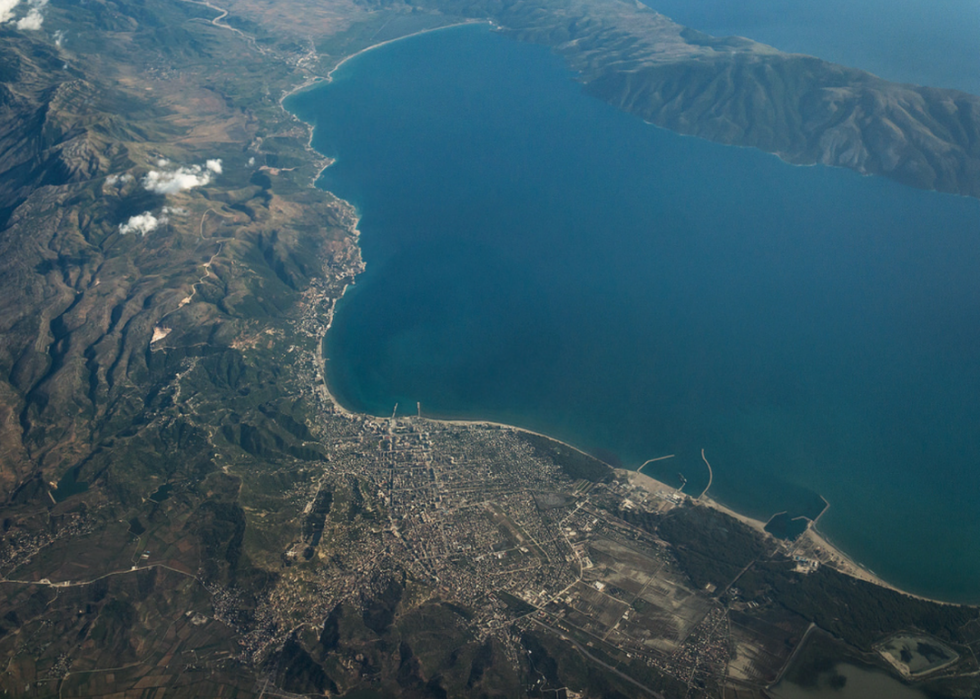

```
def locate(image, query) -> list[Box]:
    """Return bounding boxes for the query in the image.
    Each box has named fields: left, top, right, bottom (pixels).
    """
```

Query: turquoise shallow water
left=286, top=24, right=980, bottom=602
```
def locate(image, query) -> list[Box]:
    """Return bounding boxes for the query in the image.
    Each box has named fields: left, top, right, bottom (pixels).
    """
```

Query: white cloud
left=161, top=205, right=187, bottom=216
left=106, top=173, right=134, bottom=187
left=141, top=160, right=221, bottom=195
left=156, top=158, right=169, bottom=167
left=119, top=211, right=167, bottom=236
left=142, top=164, right=213, bottom=195
left=16, top=7, right=42, bottom=29
left=0, top=0, right=21, bottom=23
left=247, top=157, right=255, bottom=167
left=53, top=29, right=65, bottom=46
left=12, top=0, right=46, bottom=30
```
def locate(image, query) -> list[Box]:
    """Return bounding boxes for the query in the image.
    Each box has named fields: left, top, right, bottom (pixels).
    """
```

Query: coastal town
left=238, top=383, right=980, bottom=698
left=140, top=269, right=968, bottom=697
left=245, top=408, right=778, bottom=695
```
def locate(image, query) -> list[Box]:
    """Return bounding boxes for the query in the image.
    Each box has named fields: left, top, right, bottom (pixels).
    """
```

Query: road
left=1, top=561, right=200, bottom=588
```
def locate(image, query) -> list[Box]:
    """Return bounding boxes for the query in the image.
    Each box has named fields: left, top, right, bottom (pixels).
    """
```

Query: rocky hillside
left=378, top=0, right=980, bottom=198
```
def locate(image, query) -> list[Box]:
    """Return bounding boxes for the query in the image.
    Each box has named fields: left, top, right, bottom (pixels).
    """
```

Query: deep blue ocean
left=286, top=21, right=980, bottom=602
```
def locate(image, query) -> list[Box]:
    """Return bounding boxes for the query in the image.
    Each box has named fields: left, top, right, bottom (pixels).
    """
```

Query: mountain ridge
left=354, top=0, right=980, bottom=198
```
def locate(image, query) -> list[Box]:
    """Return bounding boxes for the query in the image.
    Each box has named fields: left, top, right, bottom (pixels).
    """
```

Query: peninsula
left=333, top=0, right=980, bottom=199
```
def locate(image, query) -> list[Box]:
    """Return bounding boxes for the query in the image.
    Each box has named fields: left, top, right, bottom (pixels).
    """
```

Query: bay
left=286, top=23, right=980, bottom=602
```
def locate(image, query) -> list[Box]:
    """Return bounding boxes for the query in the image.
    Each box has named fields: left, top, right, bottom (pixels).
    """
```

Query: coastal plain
left=0, top=0, right=979, bottom=696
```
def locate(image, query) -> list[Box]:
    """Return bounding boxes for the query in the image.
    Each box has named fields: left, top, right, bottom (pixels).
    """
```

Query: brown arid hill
left=0, top=0, right=354, bottom=499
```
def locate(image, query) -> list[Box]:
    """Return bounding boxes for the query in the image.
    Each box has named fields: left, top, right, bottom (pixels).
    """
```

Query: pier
left=636, top=454, right=675, bottom=475
left=697, top=449, right=713, bottom=500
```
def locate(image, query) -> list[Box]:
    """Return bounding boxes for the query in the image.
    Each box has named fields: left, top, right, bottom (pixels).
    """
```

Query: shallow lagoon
left=770, top=663, right=928, bottom=699
left=287, top=24, right=980, bottom=602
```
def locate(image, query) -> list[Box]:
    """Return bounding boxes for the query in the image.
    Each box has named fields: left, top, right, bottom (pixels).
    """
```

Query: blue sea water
left=642, top=0, right=980, bottom=95
left=285, top=23, right=980, bottom=602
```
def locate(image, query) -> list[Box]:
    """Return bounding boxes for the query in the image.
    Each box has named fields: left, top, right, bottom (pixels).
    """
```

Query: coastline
left=279, top=20, right=491, bottom=107
left=316, top=344, right=956, bottom=608
left=793, top=526, right=958, bottom=605
left=278, top=21, right=495, bottom=189
left=628, top=470, right=955, bottom=605
left=323, top=20, right=490, bottom=84
left=284, top=21, right=505, bottom=426
left=302, top=213, right=961, bottom=608
left=309, top=265, right=962, bottom=609
left=285, top=24, right=967, bottom=611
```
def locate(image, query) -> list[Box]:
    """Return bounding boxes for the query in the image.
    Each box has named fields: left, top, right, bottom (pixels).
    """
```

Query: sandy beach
left=624, top=466, right=958, bottom=604
left=316, top=360, right=952, bottom=607
left=790, top=526, right=958, bottom=605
